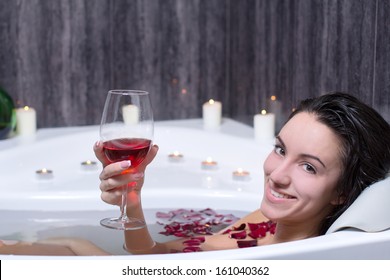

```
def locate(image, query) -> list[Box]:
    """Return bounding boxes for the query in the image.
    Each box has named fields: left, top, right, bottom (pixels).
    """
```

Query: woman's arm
left=0, top=238, right=109, bottom=256
left=94, top=142, right=269, bottom=254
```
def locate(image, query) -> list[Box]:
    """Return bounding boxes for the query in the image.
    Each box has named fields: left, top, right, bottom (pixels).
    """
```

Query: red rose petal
left=191, top=236, right=206, bottom=243
left=232, top=223, right=246, bottom=231
left=183, top=246, right=202, bottom=253
left=237, top=240, right=257, bottom=248
left=183, top=239, right=201, bottom=246
left=248, top=227, right=267, bottom=238
left=229, top=230, right=247, bottom=239
left=222, top=228, right=232, bottom=234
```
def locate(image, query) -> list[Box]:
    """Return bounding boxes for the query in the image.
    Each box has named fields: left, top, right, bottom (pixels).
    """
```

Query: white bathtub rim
left=2, top=229, right=390, bottom=260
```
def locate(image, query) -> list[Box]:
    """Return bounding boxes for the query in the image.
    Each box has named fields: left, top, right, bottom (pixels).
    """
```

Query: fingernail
left=120, top=160, right=131, bottom=169
left=133, top=172, right=144, bottom=180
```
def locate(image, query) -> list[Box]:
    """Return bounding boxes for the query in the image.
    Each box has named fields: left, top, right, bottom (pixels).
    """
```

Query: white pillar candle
left=122, top=104, right=139, bottom=125
left=254, top=109, right=275, bottom=141
left=202, top=99, right=222, bottom=129
left=16, top=106, right=37, bottom=136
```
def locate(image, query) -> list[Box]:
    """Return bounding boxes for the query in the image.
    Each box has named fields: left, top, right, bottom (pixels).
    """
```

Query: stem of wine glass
left=119, top=184, right=129, bottom=222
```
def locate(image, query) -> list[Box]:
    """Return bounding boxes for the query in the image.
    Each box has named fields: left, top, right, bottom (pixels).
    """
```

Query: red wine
left=103, top=138, right=152, bottom=167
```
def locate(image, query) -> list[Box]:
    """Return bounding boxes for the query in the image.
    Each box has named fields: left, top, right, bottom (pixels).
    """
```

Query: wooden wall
left=0, top=0, right=389, bottom=128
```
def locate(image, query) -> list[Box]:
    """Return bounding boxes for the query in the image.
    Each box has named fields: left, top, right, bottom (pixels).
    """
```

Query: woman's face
left=261, top=112, right=343, bottom=227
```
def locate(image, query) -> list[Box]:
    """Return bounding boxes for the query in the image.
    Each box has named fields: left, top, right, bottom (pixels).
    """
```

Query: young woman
left=95, top=92, right=390, bottom=254
left=2, top=92, right=388, bottom=256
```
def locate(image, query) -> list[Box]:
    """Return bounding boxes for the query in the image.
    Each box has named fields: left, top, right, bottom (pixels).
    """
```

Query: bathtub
left=0, top=118, right=389, bottom=259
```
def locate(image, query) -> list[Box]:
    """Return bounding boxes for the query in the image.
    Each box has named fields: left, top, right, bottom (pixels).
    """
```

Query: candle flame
left=237, top=168, right=243, bottom=173
left=206, top=157, right=213, bottom=163
left=173, top=151, right=181, bottom=156
left=208, top=99, right=215, bottom=104
left=270, top=95, right=277, bottom=101
left=23, top=106, right=30, bottom=111
left=261, top=109, right=267, bottom=115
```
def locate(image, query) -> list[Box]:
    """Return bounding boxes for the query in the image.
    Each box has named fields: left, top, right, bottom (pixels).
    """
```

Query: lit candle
left=254, top=109, right=275, bottom=141
left=168, top=151, right=184, bottom=162
left=232, top=168, right=251, bottom=181
left=202, top=99, right=222, bottom=129
left=16, top=106, right=37, bottom=136
left=122, top=104, right=139, bottom=125
left=81, top=160, right=98, bottom=171
left=35, top=168, right=53, bottom=180
left=201, top=157, right=218, bottom=170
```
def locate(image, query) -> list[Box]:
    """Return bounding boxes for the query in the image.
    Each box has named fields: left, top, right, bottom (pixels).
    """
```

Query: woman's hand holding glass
left=94, top=143, right=159, bottom=207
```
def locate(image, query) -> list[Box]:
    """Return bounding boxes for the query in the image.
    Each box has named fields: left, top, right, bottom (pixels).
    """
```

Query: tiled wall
left=0, top=0, right=389, bottom=128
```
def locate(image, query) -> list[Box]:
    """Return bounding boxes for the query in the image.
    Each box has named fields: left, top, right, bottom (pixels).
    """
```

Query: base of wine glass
left=100, top=217, right=146, bottom=230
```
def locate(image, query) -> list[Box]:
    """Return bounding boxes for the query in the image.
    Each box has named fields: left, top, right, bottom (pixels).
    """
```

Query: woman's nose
left=268, top=162, right=291, bottom=187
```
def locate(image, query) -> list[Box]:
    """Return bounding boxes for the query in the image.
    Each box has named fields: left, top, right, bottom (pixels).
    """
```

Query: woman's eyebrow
left=276, top=136, right=326, bottom=168
left=300, top=154, right=326, bottom=168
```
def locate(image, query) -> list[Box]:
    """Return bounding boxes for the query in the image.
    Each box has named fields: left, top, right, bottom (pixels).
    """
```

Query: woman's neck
left=268, top=221, right=320, bottom=244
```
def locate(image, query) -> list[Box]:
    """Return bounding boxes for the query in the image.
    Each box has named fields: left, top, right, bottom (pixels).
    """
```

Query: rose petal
left=248, top=227, right=267, bottom=238
left=222, top=229, right=232, bottom=234
left=232, top=223, right=246, bottom=231
left=237, top=240, right=257, bottom=248
left=183, top=239, right=201, bottom=246
left=191, top=236, right=206, bottom=243
left=183, top=246, right=202, bottom=253
left=229, top=230, right=247, bottom=239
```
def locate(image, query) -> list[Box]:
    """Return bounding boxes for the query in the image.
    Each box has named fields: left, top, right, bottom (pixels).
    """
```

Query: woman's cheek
left=263, top=152, right=278, bottom=177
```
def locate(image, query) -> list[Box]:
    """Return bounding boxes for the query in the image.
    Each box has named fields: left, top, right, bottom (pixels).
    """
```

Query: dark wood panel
left=0, top=0, right=387, bottom=128
left=228, top=0, right=378, bottom=129
left=110, top=0, right=228, bottom=120
left=374, top=0, right=390, bottom=122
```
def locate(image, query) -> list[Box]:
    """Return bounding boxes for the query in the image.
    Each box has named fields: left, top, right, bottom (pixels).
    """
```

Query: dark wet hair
left=288, top=92, right=390, bottom=234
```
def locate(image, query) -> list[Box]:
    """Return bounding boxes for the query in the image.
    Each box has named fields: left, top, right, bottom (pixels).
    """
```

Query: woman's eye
left=303, top=163, right=317, bottom=174
left=274, top=145, right=285, bottom=156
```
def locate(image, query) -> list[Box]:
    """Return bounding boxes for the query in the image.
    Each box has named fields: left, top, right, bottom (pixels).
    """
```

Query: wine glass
left=99, top=90, right=153, bottom=230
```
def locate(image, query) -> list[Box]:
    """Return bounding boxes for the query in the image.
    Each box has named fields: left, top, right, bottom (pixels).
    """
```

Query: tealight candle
left=122, top=104, right=139, bottom=125
left=232, top=168, right=251, bottom=181
left=168, top=151, right=184, bottom=162
left=81, top=160, right=98, bottom=171
left=35, top=168, right=53, bottom=180
left=254, top=109, right=275, bottom=141
left=16, top=106, right=37, bottom=136
left=201, top=157, right=218, bottom=170
left=202, top=99, right=222, bottom=129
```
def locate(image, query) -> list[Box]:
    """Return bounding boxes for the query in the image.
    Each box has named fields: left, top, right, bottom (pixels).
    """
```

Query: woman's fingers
left=97, top=143, right=159, bottom=205
left=139, top=144, right=159, bottom=170
left=100, top=188, right=122, bottom=205
left=93, top=141, right=110, bottom=167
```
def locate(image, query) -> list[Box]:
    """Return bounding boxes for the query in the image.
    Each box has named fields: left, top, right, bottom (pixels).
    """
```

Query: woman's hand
left=94, top=142, right=159, bottom=206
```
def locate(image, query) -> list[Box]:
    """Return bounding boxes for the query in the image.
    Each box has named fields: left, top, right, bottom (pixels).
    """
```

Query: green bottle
left=0, top=86, right=16, bottom=139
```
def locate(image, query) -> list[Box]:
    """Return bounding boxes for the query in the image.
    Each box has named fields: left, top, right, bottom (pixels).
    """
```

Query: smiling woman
left=261, top=113, right=344, bottom=241
left=95, top=92, right=390, bottom=254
